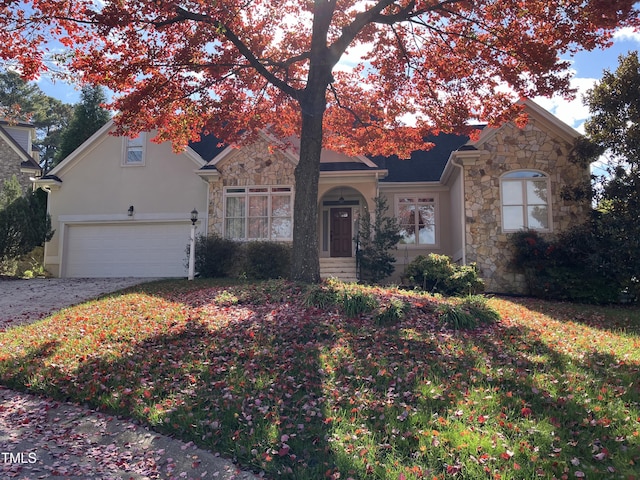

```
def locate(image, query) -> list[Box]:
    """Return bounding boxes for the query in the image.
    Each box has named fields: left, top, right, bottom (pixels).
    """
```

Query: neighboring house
left=0, top=120, right=42, bottom=194
left=36, top=99, right=590, bottom=293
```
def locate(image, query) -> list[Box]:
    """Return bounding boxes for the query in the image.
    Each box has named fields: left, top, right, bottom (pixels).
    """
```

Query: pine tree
left=54, top=85, right=111, bottom=165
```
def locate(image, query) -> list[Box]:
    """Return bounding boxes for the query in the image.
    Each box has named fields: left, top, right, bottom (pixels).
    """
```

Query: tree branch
left=156, top=6, right=301, bottom=99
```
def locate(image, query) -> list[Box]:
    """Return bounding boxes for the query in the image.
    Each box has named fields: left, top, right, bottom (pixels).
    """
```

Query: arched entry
left=318, top=186, right=368, bottom=258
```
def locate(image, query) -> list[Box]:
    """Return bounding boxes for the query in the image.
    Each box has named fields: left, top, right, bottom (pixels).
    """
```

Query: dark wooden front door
left=330, top=208, right=352, bottom=257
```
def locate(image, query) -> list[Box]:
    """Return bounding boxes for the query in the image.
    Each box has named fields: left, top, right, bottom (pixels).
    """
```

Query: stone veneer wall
left=0, top=139, right=33, bottom=194
left=464, top=119, right=591, bottom=294
left=207, top=137, right=297, bottom=236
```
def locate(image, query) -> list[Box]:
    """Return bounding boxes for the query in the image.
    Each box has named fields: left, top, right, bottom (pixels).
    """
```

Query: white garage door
left=65, top=223, right=191, bottom=278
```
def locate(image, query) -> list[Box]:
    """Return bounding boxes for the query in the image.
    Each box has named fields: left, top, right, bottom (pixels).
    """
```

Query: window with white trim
left=501, top=170, right=550, bottom=231
left=397, top=195, right=437, bottom=245
left=123, top=133, right=145, bottom=166
left=224, top=186, right=293, bottom=240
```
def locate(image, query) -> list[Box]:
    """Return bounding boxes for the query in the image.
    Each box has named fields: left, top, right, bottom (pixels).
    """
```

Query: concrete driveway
left=0, top=278, right=158, bottom=330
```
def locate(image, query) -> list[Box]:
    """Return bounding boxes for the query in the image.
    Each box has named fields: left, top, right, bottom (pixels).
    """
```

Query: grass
left=0, top=279, right=638, bottom=479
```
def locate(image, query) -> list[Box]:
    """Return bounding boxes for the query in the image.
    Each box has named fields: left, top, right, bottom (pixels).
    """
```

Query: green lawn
left=0, top=279, right=638, bottom=479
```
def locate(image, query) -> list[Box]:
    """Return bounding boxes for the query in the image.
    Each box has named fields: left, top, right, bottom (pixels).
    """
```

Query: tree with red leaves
left=1, top=0, right=637, bottom=282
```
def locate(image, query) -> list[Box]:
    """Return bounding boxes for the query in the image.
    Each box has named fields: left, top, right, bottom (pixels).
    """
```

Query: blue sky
left=36, top=27, right=640, bottom=134
left=532, top=27, right=640, bottom=133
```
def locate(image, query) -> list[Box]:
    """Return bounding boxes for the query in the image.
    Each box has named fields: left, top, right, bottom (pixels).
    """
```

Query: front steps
left=319, top=257, right=358, bottom=283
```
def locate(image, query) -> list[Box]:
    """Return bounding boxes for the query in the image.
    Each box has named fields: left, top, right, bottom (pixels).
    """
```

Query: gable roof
left=189, top=132, right=227, bottom=163
left=0, top=122, right=41, bottom=172
left=471, top=98, right=579, bottom=148
left=46, top=120, right=208, bottom=180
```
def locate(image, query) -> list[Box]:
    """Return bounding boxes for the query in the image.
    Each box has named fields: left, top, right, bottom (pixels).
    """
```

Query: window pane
left=417, top=223, right=435, bottom=244
left=226, top=219, right=245, bottom=239
left=398, top=202, right=415, bottom=243
left=248, top=218, right=268, bottom=239
left=249, top=195, right=268, bottom=217
left=128, top=134, right=143, bottom=147
left=528, top=206, right=549, bottom=230
left=503, top=171, right=545, bottom=178
left=502, top=181, right=523, bottom=205
left=127, top=149, right=143, bottom=164
left=503, top=206, right=524, bottom=230
left=527, top=180, right=547, bottom=205
left=272, top=196, right=291, bottom=217
left=271, top=218, right=292, bottom=239
left=417, top=204, right=435, bottom=245
left=417, top=204, right=435, bottom=226
left=226, top=197, right=245, bottom=217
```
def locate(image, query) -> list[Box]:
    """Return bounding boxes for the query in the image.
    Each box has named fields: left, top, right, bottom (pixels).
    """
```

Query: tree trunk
left=290, top=89, right=327, bottom=283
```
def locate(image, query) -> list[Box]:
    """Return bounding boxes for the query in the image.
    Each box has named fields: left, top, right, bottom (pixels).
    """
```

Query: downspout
left=450, top=156, right=467, bottom=265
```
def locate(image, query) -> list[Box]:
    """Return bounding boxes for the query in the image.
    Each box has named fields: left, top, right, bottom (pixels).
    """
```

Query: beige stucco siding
left=378, top=183, right=453, bottom=283
left=44, top=128, right=208, bottom=277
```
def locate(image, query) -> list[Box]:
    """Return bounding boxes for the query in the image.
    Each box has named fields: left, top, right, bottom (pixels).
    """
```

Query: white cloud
left=534, top=76, right=598, bottom=133
left=613, top=27, right=640, bottom=43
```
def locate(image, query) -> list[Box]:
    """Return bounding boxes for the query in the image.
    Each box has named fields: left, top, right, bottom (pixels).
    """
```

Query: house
left=0, top=120, right=42, bottom=194
left=36, top=99, right=590, bottom=293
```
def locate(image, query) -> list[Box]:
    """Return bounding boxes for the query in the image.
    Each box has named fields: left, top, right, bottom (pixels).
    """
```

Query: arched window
left=500, top=170, right=550, bottom=231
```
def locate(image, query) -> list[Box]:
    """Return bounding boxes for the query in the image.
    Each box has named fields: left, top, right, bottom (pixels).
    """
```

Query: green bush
left=375, top=298, right=410, bottom=326
left=193, top=234, right=238, bottom=278
left=241, top=241, right=291, bottom=280
left=0, top=188, right=53, bottom=262
left=436, top=295, right=499, bottom=330
left=304, top=283, right=339, bottom=309
left=509, top=228, right=628, bottom=304
left=339, top=289, right=378, bottom=317
left=355, top=196, right=402, bottom=283
left=405, top=254, right=484, bottom=296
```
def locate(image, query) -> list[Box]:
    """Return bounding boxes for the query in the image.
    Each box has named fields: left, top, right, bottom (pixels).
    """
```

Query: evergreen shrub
left=405, top=253, right=484, bottom=296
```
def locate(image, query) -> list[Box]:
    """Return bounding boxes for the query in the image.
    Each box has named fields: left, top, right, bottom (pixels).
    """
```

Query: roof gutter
left=450, top=156, right=466, bottom=265
left=446, top=145, right=482, bottom=266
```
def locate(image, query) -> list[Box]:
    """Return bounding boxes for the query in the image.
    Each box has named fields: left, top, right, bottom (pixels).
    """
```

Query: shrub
left=375, top=298, right=410, bottom=326
left=437, top=295, right=499, bottom=330
left=509, top=228, right=629, bottom=304
left=193, top=234, right=238, bottom=278
left=304, top=283, right=339, bottom=309
left=241, top=241, right=291, bottom=280
left=405, top=254, right=484, bottom=296
left=355, top=196, right=402, bottom=283
left=339, top=288, right=378, bottom=317
left=0, top=188, right=53, bottom=262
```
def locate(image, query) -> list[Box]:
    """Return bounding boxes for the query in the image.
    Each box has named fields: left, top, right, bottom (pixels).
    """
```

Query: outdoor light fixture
left=338, top=188, right=345, bottom=204
left=128, top=205, right=134, bottom=216
left=188, top=208, right=199, bottom=280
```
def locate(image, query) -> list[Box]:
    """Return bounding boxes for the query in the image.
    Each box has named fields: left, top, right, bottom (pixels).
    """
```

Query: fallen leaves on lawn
left=0, top=281, right=638, bottom=479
